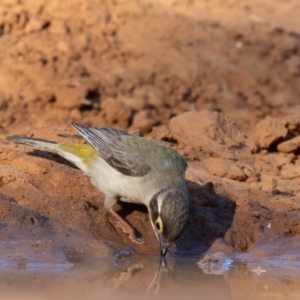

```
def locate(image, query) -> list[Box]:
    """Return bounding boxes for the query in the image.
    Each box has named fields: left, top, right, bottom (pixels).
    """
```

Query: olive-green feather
left=5, top=135, right=59, bottom=151
left=124, top=136, right=187, bottom=173
left=6, top=135, right=97, bottom=163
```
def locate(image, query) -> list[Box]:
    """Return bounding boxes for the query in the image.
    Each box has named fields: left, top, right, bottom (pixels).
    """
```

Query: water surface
left=1, top=252, right=300, bottom=300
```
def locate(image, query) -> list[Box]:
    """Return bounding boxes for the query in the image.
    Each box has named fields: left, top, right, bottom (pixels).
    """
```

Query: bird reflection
left=100, top=254, right=230, bottom=298
left=101, top=256, right=177, bottom=294
left=147, top=257, right=177, bottom=294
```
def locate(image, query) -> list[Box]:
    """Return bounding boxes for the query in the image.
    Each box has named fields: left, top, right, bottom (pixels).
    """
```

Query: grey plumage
left=72, top=122, right=151, bottom=177
left=149, top=188, right=188, bottom=244
left=6, top=122, right=189, bottom=256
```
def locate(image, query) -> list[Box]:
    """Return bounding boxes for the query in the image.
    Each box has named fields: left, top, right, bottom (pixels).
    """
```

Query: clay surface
left=0, top=0, right=300, bottom=267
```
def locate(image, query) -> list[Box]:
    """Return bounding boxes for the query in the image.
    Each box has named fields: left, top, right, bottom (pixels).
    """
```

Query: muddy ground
left=0, top=0, right=300, bottom=267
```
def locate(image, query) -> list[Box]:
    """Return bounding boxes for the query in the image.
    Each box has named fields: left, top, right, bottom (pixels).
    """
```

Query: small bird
left=6, top=123, right=189, bottom=256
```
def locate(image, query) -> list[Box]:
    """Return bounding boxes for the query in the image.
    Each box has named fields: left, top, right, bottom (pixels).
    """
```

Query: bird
left=6, top=123, right=189, bottom=256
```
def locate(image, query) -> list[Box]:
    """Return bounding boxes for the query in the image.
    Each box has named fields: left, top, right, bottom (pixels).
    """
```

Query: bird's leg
left=108, top=209, right=145, bottom=245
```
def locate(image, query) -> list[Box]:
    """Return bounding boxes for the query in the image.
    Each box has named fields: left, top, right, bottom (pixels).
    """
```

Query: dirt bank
left=0, top=0, right=300, bottom=262
left=1, top=110, right=300, bottom=262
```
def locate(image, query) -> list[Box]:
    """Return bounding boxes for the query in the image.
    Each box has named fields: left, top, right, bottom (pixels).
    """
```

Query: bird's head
left=149, top=187, right=189, bottom=256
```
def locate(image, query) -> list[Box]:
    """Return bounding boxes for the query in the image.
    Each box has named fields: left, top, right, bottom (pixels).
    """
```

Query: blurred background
left=0, top=0, right=299, bottom=138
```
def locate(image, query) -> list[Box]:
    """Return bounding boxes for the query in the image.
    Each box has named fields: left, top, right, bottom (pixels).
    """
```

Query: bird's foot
left=108, top=209, right=145, bottom=245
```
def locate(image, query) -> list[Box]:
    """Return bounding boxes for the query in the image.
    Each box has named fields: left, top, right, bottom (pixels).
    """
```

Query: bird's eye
left=155, top=216, right=163, bottom=233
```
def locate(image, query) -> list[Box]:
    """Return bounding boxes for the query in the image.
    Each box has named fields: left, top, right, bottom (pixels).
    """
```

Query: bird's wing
left=178, top=153, right=188, bottom=172
left=72, top=123, right=151, bottom=177
left=57, top=133, right=83, bottom=140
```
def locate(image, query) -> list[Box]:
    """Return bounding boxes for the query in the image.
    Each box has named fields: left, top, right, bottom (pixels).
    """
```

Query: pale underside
left=61, top=150, right=185, bottom=209
left=60, top=124, right=187, bottom=210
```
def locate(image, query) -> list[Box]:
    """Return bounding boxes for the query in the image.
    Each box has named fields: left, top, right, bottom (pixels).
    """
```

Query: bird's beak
left=160, top=240, right=170, bottom=256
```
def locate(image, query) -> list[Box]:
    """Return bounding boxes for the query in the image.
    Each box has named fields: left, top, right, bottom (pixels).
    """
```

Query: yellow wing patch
left=59, top=143, right=97, bottom=162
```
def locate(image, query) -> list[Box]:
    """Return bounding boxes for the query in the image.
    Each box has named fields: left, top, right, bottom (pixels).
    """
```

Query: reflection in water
left=0, top=258, right=73, bottom=273
left=147, top=257, right=176, bottom=294
left=197, top=252, right=233, bottom=275
left=1, top=254, right=300, bottom=299
left=100, top=255, right=231, bottom=299
left=102, top=263, right=144, bottom=291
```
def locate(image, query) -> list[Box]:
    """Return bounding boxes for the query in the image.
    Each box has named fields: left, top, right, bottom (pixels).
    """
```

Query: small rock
left=149, top=125, right=170, bottom=141
left=255, top=115, right=300, bottom=149
left=255, top=116, right=288, bottom=149
left=48, top=19, right=68, bottom=35
left=204, top=157, right=248, bottom=181
left=255, top=117, right=288, bottom=148
left=259, top=174, right=277, bottom=193
left=101, top=97, right=132, bottom=128
left=25, top=19, right=46, bottom=34
left=0, top=174, right=16, bottom=186
left=56, top=41, right=71, bottom=54
left=131, top=110, right=158, bottom=133
left=169, top=110, right=255, bottom=160
left=54, top=86, right=87, bottom=109
left=76, top=34, right=89, bottom=51
left=134, top=86, right=163, bottom=107
left=267, top=91, right=294, bottom=108
left=197, top=252, right=233, bottom=275
left=119, top=95, right=146, bottom=111
left=277, top=135, right=300, bottom=153
left=280, top=164, right=300, bottom=179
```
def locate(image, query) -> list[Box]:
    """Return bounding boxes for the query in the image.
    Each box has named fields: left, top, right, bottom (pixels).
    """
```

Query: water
left=1, top=253, right=300, bottom=300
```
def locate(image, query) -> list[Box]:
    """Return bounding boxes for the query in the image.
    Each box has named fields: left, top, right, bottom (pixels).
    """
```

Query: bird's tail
left=6, top=135, right=60, bottom=152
